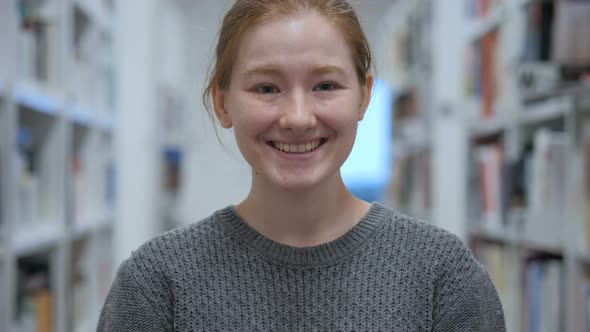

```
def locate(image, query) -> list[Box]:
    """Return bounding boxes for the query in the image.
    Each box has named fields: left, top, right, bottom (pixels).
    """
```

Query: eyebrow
left=241, top=64, right=348, bottom=78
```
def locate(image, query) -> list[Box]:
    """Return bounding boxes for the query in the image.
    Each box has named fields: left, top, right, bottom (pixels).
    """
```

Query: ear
left=212, top=85, right=233, bottom=128
left=358, top=73, right=374, bottom=121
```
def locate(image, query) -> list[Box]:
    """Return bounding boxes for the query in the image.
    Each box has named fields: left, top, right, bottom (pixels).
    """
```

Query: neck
left=235, top=171, right=371, bottom=247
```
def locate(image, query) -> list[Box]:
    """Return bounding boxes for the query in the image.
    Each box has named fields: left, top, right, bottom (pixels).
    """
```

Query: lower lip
left=267, top=141, right=327, bottom=161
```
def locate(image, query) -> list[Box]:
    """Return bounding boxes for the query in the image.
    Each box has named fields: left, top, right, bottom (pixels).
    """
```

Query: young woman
left=98, top=1, right=505, bottom=331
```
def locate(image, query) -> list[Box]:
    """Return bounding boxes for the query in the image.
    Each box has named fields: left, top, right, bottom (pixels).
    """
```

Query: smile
left=268, top=138, right=327, bottom=154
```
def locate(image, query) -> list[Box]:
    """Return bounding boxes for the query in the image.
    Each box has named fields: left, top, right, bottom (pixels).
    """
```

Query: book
left=464, top=0, right=505, bottom=20
left=0, top=151, right=3, bottom=229
left=105, top=163, right=115, bottom=208
left=96, top=232, right=114, bottom=304
left=15, top=255, right=53, bottom=332
left=524, top=258, right=563, bottom=332
left=17, top=0, right=59, bottom=85
left=35, top=289, right=52, bottom=332
left=16, top=126, right=39, bottom=226
left=70, top=239, right=92, bottom=330
left=481, top=31, right=498, bottom=118
left=552, top=1, right=590, bottom=65
left=522, top=0, right=555, bottom=62
left=525, top=129, right=567, bottom=244
left=472, top=242, right=509, bottom=307
left=473, top=143, right=504, bottom=230
left=582, top=121, right=590, bottom=252
left=387, top=150, right=431, bottom=220
left=71, top=155, right=88, bottom=223
left=465, top=30, right=500, bottom=119
left=573, top=271, right=590, bottom=332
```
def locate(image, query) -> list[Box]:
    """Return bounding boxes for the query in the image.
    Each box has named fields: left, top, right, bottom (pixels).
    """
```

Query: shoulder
left=379, top=208, right=504, bottom=326
left=382, top=206, right=474, bottom=262
left=122, top=206, right=234, bottom=279
left=384, top=211, right=501, bottom=316
left=377, top=205, right=484, bottom=280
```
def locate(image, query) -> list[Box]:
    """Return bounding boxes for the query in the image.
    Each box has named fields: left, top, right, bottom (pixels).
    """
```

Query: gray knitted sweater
left=97, top=203, right=505, bottom=331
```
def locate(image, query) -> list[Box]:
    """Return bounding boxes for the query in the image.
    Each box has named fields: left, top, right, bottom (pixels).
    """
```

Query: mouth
left=266, top=138, right=328, bottom=154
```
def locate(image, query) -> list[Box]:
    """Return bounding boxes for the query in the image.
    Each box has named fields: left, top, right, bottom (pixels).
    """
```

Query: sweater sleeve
left=96, top=257, right=173, bottom=332
left=432, top=234, right=506, bottom=332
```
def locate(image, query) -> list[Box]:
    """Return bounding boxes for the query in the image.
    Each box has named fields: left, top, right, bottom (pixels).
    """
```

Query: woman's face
left=214, top=11, right=373, bottom=192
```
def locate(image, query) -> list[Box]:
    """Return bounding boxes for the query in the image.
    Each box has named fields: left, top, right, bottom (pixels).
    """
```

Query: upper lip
left=267, top=138, right=325, bottom=144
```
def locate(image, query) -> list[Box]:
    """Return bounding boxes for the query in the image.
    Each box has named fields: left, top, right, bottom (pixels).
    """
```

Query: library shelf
left=469, top=114, right=511, bottom=139
left=13, top=81, right=63, bottom=116
left=71, top=208, right=114, bottom=240
left=518, top=96, right=573, bottom=126
left=13, top=221, right=64, bottom=257
left=466, top=6, right=506, bottom=42
left=66, top=103, right=96, bottom=127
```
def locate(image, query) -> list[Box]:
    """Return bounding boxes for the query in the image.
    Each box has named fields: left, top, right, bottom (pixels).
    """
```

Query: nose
left=278, top=89, right=317, bottom=131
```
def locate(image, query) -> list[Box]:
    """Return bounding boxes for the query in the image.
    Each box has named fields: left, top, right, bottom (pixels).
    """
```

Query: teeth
left=272, top=139, right=322, bottom=154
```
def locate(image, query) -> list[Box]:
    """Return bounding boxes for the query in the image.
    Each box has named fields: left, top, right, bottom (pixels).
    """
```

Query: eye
left=255, top=84, right=280, bottom=94
left=314, top=82, right=338, bottom=92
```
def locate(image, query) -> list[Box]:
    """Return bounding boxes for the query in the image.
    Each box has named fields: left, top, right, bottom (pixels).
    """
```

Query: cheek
left=316, top=93, right=363, bottom=122
left=228, top=95, right=277, bottom=135
left=317, top=105, right=360, bottom=135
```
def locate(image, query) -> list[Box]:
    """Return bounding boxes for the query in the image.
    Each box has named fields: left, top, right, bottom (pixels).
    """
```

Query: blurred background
left=0, top=0, right=589, bottom=331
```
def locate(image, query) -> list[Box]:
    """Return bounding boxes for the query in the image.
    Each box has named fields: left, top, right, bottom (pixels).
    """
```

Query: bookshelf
left=383, top=0, right=590, bottom=331
left=380, top=0, right=433, bottom=222
left=153, top=3, right=189, bottom=231
left=0, top=0, right=117, bottom=331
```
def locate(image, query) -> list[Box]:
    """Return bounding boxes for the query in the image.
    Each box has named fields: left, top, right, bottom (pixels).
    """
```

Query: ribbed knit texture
left=97, top=203, right=505, bottom=331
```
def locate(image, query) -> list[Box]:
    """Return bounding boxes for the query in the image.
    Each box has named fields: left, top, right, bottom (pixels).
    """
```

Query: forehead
left=232, top=11, right=356, bottom=76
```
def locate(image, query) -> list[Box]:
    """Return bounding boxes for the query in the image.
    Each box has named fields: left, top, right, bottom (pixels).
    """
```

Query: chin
left=276, top=181, right=320, bottom=192
left=266, top=171, right=334, bottom=193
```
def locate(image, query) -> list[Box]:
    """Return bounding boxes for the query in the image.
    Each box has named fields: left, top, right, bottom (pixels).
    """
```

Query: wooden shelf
left=579, top=90, right=590, bottom=111
left=13, top=81, right=63, bottom=115
left=60, top=103, right=116, bottom=131
left=470, top=114, right=511, bottom=139
left=466, top=0, right=533, bottom=42
left=66, top=104, right=96, bottom=127
left=519, top=233, right=564, bottom=256
left=71, top=208, right=114, bottom=240
left=391, top=137, right=430, bottom=158
left=519, top=97, right=572, bottom=126
left=467, top=6, right=506, bottom=42
left=470, top=224, right=565, bottom=256
left=73, top=0, right=113, bottom=33
left=470, top=225, right=513, bottom=244
left=96, top=113, right=115, bottom=132
left=13, top=221, right=64, bottom=256
left=578, top=250, right=590, bottom=265
left=162, top=132, right=186, bottom=150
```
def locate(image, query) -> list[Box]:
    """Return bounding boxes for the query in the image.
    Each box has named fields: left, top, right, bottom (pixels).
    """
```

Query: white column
left=114, top=0, right=162, bottom=266
left=431, top=0, right=469, bottom=239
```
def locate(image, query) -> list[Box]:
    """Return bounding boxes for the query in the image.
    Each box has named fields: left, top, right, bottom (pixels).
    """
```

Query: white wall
left=115, top=0, right=162, bottom=265
left=353, top=1, right=395, bottom=78
left=176, top=0, right=251, bottom=225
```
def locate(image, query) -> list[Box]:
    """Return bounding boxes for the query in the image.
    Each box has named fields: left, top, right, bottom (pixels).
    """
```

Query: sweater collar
left=217, top=202, right=390, bottom=268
